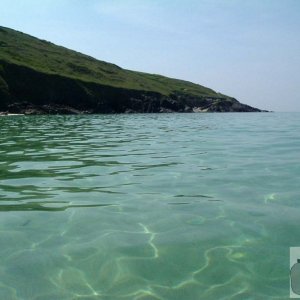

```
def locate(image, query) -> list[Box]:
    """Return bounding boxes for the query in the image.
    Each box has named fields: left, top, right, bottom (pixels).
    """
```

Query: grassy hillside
left=0, top=26, right=219, bottom=97
left=0, top=26, right=262, bottom=113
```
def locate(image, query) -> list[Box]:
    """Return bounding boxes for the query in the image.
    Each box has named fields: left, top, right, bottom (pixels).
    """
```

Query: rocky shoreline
left=0, top=97, right=265, bottom=115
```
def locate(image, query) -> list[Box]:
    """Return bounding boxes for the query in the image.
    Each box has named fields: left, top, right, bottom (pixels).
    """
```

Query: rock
left=184, top=105, right=193, bottom=112
left=159, top=107, right=174, bottom=113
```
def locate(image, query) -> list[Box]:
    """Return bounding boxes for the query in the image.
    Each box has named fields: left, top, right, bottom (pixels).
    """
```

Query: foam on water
left=0, top=113, right=299, bottom=299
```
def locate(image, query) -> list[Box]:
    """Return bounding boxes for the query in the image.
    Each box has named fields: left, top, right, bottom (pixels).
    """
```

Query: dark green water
left=0, top=113, right=299, bottom=300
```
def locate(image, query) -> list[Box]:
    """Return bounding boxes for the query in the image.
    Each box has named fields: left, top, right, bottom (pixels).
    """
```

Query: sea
left=0, top=112, right=299, bottom=300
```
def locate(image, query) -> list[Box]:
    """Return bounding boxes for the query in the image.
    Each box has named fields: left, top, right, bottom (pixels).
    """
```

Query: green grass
left=0, top=26, right=226, bottom=99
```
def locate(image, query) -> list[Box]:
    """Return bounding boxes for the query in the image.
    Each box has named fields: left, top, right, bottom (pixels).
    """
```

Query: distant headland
left=0, top=26, right=266, bottom=115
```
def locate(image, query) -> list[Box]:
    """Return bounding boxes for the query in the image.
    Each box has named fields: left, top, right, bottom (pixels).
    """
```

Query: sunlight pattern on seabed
left=0, top=113, right=299, bottom=299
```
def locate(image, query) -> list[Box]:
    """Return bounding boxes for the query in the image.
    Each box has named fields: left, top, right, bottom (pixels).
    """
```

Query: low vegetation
left=0, top=26, right=262, bottom=114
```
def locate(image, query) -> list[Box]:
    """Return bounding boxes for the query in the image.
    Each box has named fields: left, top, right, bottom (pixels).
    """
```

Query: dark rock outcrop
left=0, top=61, right=264, bottom=115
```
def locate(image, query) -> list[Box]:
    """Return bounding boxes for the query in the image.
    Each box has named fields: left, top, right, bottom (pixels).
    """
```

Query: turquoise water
left=0, top=113, right=299, bottom=300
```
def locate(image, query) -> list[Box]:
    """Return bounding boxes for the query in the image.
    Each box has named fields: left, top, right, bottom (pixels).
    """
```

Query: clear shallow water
left=0, top=112, right=299, bottom=300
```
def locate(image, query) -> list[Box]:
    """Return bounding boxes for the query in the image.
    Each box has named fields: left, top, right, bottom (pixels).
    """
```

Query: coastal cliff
left=0, top=26, right=263, bottom=114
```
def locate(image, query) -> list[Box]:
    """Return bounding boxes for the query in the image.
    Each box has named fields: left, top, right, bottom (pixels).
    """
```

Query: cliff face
left=0, top=61, right=188, bottom=114
left=0, top=26, right=263, bottom=114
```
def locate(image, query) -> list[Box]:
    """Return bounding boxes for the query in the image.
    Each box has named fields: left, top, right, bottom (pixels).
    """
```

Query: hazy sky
left=1, top=0, right=300, bottom=111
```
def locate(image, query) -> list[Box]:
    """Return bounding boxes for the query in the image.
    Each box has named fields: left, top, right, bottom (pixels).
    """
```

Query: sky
left=1, top=0, right=300, bottom=111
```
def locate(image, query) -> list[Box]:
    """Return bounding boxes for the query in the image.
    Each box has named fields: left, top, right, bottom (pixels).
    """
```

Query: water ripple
left=0, top=113, right=299, bottom=299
